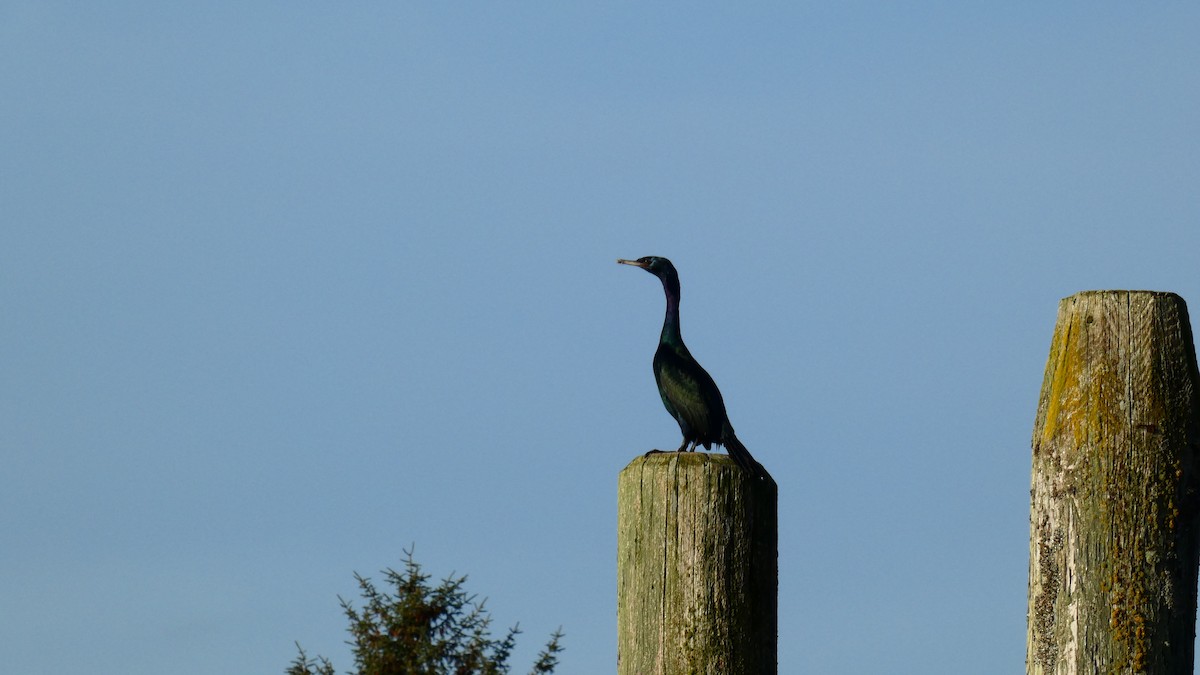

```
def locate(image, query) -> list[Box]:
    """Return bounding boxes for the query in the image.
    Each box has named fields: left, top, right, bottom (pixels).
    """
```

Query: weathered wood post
left=617, top=452, right=777, bottom=675
left=1027, top=291, right=1200, bottom=674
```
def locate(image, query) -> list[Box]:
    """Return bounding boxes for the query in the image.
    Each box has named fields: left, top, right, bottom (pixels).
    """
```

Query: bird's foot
left=643, top=449, right=668, bottom=458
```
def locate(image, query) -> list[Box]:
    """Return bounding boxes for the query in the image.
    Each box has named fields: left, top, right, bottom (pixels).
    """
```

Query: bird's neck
left=659, top=276, right=684, bottom=346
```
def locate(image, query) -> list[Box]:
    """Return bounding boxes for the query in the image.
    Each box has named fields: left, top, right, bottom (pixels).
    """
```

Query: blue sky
left=3, top=3, right=1199, bottom=673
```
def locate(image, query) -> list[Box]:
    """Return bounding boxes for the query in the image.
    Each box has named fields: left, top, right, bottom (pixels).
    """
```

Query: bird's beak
left=617, top=258, right=648, bottom=269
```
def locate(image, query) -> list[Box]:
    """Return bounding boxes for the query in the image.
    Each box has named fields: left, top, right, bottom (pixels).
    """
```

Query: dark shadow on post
left=1027, top=291, right=1200, bottom=674
left=617, top=452, right=777, bottom=675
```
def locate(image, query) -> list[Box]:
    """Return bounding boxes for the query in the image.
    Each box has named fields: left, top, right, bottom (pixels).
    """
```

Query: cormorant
left=618, top=256, right=770, bottom=481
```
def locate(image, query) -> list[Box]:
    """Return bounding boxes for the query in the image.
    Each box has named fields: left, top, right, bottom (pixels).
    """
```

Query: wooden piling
left=617, top=452, right=777, bottom=675
left=1027, top=291, right=1200, bottom=674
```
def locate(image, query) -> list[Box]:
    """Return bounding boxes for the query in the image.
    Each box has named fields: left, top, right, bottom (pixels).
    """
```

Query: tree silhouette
left=289, top=549, right=563, bottom=675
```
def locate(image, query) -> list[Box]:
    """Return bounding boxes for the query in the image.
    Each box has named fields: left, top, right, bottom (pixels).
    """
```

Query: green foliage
left=288, top=645, right=335, bottom=675
left=289, top=549, right=563, bottom=675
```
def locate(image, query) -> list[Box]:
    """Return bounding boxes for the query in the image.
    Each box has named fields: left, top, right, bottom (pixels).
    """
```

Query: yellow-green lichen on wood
left=617, top=452, right=777, bottom=675
left=1027, top=291, right=1200, bottom=675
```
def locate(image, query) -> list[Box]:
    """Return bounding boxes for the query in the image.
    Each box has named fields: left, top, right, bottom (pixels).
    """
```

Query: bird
left=618, top=256, right=770, bottom=481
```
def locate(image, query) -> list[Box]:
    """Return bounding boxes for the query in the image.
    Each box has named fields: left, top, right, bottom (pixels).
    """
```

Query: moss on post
left=1027, top=291, right=1200, bottom=674
left=617, top=452, right=777, bottom=675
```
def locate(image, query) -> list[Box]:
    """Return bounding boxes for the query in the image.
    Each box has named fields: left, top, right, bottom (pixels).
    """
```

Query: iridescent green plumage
left=618, top=256, right=769, bottom=481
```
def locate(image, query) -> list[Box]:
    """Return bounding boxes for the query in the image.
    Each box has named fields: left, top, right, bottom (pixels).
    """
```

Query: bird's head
left=618, top=256, right=681, bottom=298
left=617, top=256, right=677, bottom=279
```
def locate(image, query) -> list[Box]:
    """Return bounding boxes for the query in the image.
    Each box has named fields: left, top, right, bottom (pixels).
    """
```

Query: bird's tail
left=722, top=427, right=772, bottom=483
